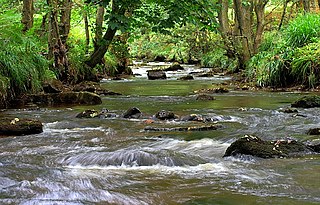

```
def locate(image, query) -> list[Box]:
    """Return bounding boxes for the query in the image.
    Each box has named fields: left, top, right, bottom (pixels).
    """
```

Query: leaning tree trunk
left=278, top=0, right=290, bottom=30
left=85, top=2, right=125, bottom=68
left=21, top=0, right=34, bottom=32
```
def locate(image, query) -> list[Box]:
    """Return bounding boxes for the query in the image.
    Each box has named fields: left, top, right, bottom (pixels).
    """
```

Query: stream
left=0, top=63, right=319, bottom=204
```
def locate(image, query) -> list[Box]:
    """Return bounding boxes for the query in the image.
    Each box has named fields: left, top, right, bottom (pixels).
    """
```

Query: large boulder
left=0, top=118, right=43, bottom=136
left=147, top=70, right=167, bottom=80
left=291, top=95, right=320, bottom=108
left=224, top=135, right=314, bottom=158
left=27, top=92, right=102, bottom=107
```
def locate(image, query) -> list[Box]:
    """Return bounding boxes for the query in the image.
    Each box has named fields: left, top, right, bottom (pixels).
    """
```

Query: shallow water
left=0, top=64, right=319, bottom=204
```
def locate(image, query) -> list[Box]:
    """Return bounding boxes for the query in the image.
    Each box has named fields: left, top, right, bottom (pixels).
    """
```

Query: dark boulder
left=164, top=64, right=184, bottom=71
left=196, top=94, right=215, bottom=101
left=224, top=135, right=314, bottom=158
left=181, top=114, right=209, bottom=122
left=123, top=107, right=142, bottom=119
left=291, top=95, right=320, bottom=108
left=308, top=144, right=320, bottom=153
left=0, top=118, right=43, bottom=136
left=178, top=75, right=194, bottom=80
left=307, top=128, right=320, bottom=135
left=147, top=70, right=167, bottom=80
left=155, top=110, right=176, bottom=120
left=154, top=55, right=166, bottom=62
left=73, top=81, right=121, bottom=95
left=26, top=92, right=102, bottom=107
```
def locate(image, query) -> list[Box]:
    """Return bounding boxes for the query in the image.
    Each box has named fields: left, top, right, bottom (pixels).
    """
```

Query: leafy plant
left=291, top=42, right=320, bottom=88
left=284, top=13, right=320, bottom=48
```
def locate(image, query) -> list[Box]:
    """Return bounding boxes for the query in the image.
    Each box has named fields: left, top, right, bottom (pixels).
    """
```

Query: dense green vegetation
left=0, top=0, right=320, bottom=107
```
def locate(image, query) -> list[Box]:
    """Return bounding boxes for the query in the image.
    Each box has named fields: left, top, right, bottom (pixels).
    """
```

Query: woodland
left=0, top=0, right=320, bottom=107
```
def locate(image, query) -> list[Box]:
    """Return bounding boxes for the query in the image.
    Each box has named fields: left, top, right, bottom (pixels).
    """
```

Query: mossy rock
left=0, top=118, right=43, bottom=136
left=291, top=95, right=320, bottom=108
left=224, top=135, right=314, bottom=158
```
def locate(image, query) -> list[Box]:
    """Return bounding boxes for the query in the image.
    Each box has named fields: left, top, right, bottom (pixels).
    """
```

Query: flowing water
left=0, top=64, right=319, bottom=204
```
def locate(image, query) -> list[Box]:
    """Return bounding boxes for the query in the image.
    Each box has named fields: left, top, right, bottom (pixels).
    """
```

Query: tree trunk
left=85, top=1, right=125, bottom=68
left=21, top=0, right=34, bottom=32
left=233, top=0, right=253, bottom=65
left=217, top=0, right=230, bottom=38
left=303, top=0, right=311, bottom=12
left=278, top=0, right=289, bottom=30
left=254, top=0, right=268, bottom=54
left=59, top=0, right=72, bottom=44
left=47, top=0, right=70, bottom=83
left=94, top=6, right=105, bottom=49
left=83, top=10, right=90, bottom=54
left=85, top=27, right=117, bottom=68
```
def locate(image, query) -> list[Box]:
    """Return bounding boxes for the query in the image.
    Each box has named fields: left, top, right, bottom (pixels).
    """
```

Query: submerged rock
left=123, top=107, right=142, bottom=119
left=178, top=75, right=194, bottom=80
left=0, top=118, right=43, bottom=136
left=147, top=70, right=167, bottom=80
left=224, top=135, right=314, bottom=158
left=291, top=95, right=320, bottom=108
left=196, top=94, right=215, bottom=101
left=144, top=124, right=222, bottom=132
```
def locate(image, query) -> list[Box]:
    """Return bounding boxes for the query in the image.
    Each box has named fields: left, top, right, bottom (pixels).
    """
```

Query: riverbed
left=0, top=64, right=319, bottom=204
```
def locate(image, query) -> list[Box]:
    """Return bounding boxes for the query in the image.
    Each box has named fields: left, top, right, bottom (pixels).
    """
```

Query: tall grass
left=0, top=8, right=52, bottom=105
left=285, top=13, right=320, bottom=48
left=248, top=14, right=320, bottom=88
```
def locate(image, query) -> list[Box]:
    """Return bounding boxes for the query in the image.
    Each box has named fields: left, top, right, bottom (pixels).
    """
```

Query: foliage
left=0, top=9, right=51, bottom=99
left=284, top=13, right=320, bottom=48
left=291, top=42, right=320, bottom=88
left=248, top=14, right=320, bottom=88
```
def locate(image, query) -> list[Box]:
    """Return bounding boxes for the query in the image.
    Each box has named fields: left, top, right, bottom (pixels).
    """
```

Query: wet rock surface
left=123, top=107, right=142, bottom=119
left=0, top=118, right=43, bottom=136
left=291, top=95, right=320, bottom=108
left=147, top=70, right=167, bottom=80
left=155, top=110, right=176, bottom=120
left=144, top=124, right=222, bottom=132
left=224, top=135, right=316, bottom=158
